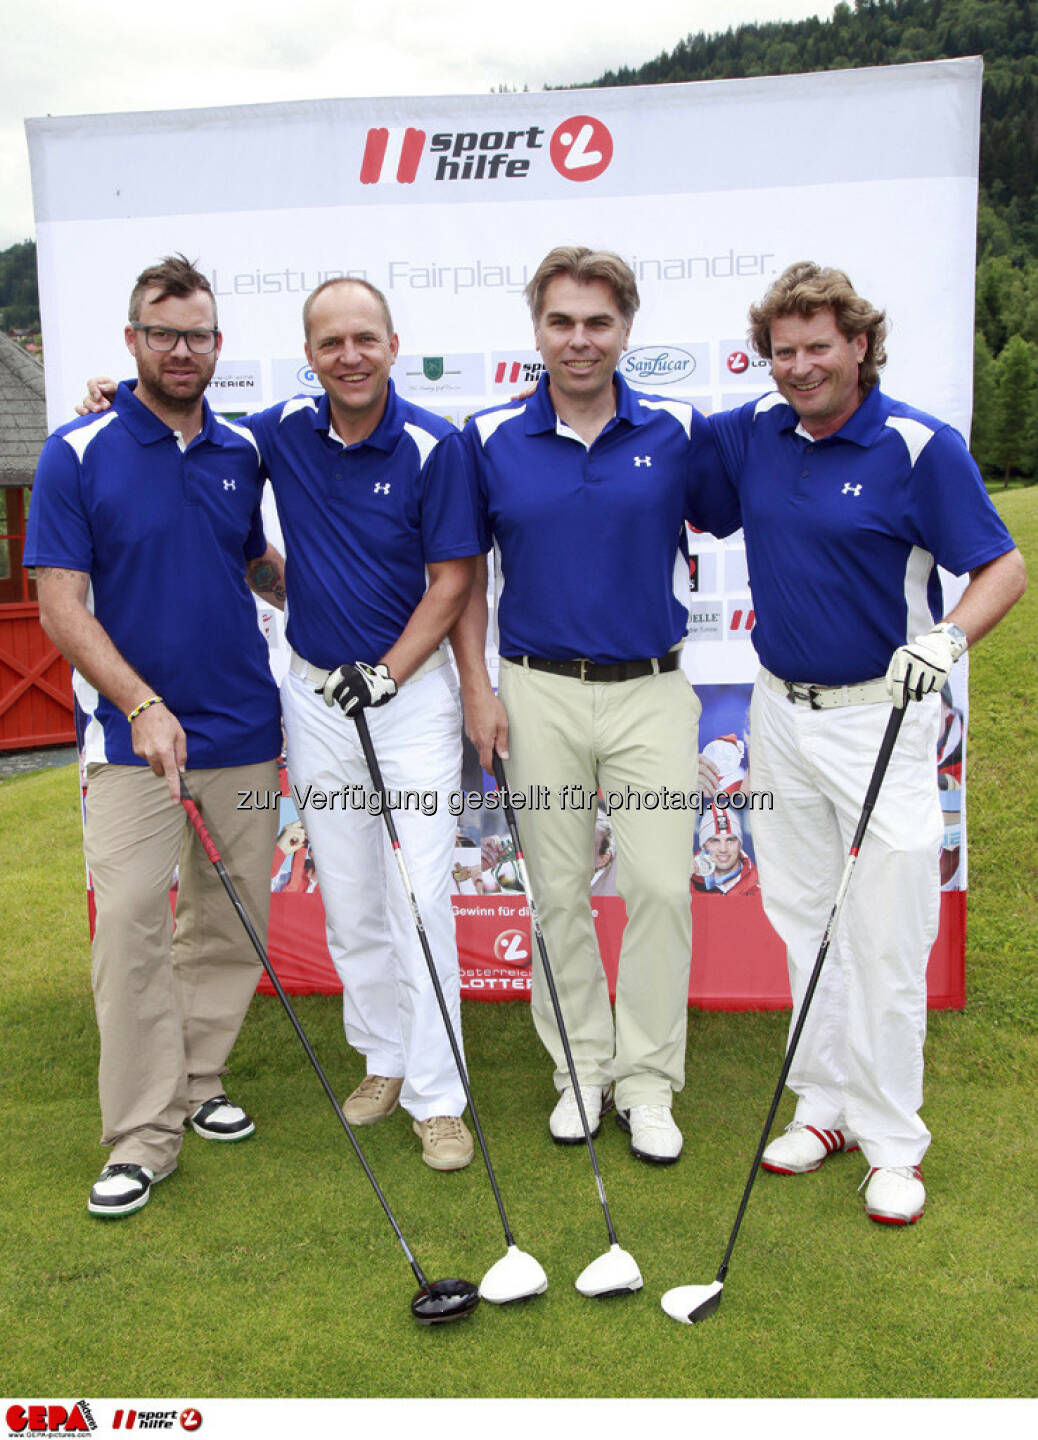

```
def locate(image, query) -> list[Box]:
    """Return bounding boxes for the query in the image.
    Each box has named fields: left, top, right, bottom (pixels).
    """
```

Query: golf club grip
left=179, top=786, right=223, bottom=867
left=716, top=703, right=906, bottom=1284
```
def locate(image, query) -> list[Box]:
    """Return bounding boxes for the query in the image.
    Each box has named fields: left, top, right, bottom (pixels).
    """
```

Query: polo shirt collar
left=784, top=382, right=888, bottom=448
left=114, top=379, right=223, bottom=447
left=310, top=379, right=403, bottom=452
left=523, top=370, right=644, bottom=435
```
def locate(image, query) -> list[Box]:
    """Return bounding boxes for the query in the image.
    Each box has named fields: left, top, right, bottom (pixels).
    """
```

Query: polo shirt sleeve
left=238, top=404, right=281, bottom=468
left=686, top=407, right=743, bottom=538
left=903, top=423, right=1016, bottom=576
left=456, top=420, right=493, bottom=554
left=417, top=426, right=484, bottom=562
left=23, top=432, right=93, bottom=573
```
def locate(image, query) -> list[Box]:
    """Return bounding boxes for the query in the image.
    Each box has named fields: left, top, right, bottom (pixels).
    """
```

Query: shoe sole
left=615, top=1109, right=682, bottom=1165
left=867, top=1207, right=924, bottom=1226
left=762, top=1142, right=860, bottom=1176
left=341, top=1102, right=399, bottom=1127
left=549, top=1093, right=613, bottom=1145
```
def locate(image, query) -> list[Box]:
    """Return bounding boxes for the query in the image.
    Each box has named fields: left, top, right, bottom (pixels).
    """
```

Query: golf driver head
left=660, top=1280, right=724, bottom=1324
left=575, top=1243, right=643, bottom=1298
left=410, top=1278, right=481, bottom=1325
left=479, top=1244, right=548, bottom=1304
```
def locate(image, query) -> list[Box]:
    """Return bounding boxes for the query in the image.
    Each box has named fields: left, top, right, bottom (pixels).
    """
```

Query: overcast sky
left=2, top=1, right=837, bottom=251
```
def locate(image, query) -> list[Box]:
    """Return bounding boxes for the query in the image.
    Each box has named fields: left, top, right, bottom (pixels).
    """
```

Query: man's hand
left=320, top=661, right=397, bottom=715
left=885, top=622, right=967, bottom=708
left=130, top=702, right=188, bottom=799
left=76, top=376, right=118, bottom=416
left=698, top=754, right=721, bottom=798
left=464, top=688, right=510, bottom=772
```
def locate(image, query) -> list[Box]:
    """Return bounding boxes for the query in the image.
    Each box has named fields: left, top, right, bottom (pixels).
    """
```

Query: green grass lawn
left=1, top=490, right=1034, bottom=1401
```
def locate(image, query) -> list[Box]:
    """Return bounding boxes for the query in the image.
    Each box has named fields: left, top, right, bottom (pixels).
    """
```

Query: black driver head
left=411, top=1278, right=481, bottom=1325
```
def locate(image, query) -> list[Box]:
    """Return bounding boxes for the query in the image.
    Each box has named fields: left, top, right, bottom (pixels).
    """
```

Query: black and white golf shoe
left=188, top=1094, right=255, bottom=1142
left=88, top=1163, right=160, bottom=1218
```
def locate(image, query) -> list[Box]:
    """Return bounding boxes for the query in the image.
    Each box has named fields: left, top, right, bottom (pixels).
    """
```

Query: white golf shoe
left=862, top=1165, right=925, bottom=1225
left=549, top=1085, right=613, bottom=1144
left=761, top=1120, right=858, bottom=1175
left=616, top=1104, right=683, bottom=1164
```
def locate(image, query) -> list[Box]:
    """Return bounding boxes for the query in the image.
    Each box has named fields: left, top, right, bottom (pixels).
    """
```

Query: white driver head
left=479, top=1244, right=548, bottom=1304
left=661, top=1280, right=724, bottom=1324
left=575, top=1243, right=643, bottom=1298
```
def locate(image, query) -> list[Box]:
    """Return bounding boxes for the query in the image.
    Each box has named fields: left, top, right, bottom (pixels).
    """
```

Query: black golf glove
left=319, top=661, right=398, bottom=715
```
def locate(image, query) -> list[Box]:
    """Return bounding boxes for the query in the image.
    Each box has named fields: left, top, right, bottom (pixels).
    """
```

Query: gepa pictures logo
left=359, top=115, right=613, bottom=186
left=6, top=1404, right=96, bottom=1435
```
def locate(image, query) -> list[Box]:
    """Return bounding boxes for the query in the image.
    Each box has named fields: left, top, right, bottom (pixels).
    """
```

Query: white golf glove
left=885, top=622, right=967, bottom=709
left=320, top=661, right=398, bottom=715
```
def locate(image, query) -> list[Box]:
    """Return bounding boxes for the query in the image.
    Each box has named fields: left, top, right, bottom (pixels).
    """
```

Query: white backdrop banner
left=27, top=58, right=980, bottom=1005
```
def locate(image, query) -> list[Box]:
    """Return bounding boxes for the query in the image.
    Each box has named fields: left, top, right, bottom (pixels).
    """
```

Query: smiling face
left=534, top=275, right=630, bottom=411
left=705, top=833, right=742, bottom=877
left=769, top=307, right=867, bottom=439
left=124, top=287, right=221, bottom=413
left=304, top=282, right=399, bottom=437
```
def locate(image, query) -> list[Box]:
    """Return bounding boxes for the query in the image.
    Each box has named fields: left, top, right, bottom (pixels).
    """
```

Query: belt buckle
left=578, top=658, right=590, bottom=683
left=784, top=680, right=823, bottom=710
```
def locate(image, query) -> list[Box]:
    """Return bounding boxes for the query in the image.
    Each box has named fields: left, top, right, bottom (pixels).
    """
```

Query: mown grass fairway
left=1, top=490, right=1034, bottom=1400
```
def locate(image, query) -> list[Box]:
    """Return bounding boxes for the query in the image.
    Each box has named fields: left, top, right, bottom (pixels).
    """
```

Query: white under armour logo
left=842, top=483, right=862, bottom=497
left=374, top=482, right=391, bottom=494
left=634, top=456, right=652, bottom=468
left=222, top=479, right=236, bottom=491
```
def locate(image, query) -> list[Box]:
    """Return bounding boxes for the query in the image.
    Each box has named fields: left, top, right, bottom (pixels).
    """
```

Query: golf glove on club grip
left=320, top=661, right=398, bottom=715
left=884, top=622, right=967, bottom=708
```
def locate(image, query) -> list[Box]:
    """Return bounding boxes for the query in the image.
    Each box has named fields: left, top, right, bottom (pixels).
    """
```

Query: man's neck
left=328, top=391, right=389, bottom=447
left=133, top=381, right=205, bottom=445
left=549, top=380, right=617, bottom=446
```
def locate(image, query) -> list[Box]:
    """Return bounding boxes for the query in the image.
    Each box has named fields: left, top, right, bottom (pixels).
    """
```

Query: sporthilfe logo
left=359, top=115, right=613, bottom=186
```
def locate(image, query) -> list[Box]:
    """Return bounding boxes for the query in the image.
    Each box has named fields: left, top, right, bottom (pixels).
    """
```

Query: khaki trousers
left=84, top=760, right=278, bottom=1172
left=498, top=660, right=701, bottom=1109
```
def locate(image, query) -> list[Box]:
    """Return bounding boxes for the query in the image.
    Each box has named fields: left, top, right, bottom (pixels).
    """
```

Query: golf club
left=491, top=753, right=642, bottom=1300
left=353, top=711, right=548, bottom=1307
left=178, top=777, right=480, bottom=1325
left=661, top=704, right=906, bottom=1324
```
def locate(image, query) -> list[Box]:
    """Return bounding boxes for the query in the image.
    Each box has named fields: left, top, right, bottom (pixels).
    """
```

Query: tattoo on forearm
left=250, top=562, right=286, bottom=602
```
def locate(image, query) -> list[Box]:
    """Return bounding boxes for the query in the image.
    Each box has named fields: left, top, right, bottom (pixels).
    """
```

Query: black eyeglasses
left=131, top=323, right=219, bottom=354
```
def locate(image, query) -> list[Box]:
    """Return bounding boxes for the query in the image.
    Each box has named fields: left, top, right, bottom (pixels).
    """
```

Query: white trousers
left=749, top=677, right=942, bottom=1167
left=280, top=666, right=466, bottom=1120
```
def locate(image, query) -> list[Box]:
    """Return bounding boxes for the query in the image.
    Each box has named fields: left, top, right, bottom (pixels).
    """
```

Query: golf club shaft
left=714, top=704, right=906, bottom=1284
left=353, top=711, right=516, bottom=1247
left=491, top=753, right=621, bottom=1249
left=178, top=777, right=431, bottom=1291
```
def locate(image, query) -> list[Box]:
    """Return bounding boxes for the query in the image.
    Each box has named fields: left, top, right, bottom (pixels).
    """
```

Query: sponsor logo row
left=207, top=342, right=769, bottom=404
left=5, top=1405, right=201, bottom=1436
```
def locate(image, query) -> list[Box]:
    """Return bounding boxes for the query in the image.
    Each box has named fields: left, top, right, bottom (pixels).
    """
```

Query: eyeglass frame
left=130, top=322, right=220, bottom=354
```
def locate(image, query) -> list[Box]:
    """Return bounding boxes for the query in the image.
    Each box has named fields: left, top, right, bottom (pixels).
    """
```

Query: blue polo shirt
left=24, top=381, right=281, bottom=768
left=456, top=373, right=740, bottom=663
left=246, top=382, right=480, bottom=670
left=706, top=385, right=1016, bottom=684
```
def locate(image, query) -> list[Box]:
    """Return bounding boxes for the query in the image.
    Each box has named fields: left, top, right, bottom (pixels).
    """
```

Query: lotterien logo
left=620, top=347, right=697, bottom=386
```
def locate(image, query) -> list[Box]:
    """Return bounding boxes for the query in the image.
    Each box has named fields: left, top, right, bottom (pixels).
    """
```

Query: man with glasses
left=25, top=255, right=284, bottom=1219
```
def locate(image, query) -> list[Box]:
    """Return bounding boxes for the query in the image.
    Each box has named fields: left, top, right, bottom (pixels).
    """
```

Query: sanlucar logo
left=620, top=347, right=697, bottom=386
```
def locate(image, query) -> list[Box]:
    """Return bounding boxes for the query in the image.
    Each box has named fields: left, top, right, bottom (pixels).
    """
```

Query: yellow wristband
left=127, top=695, right=163, bottom=723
